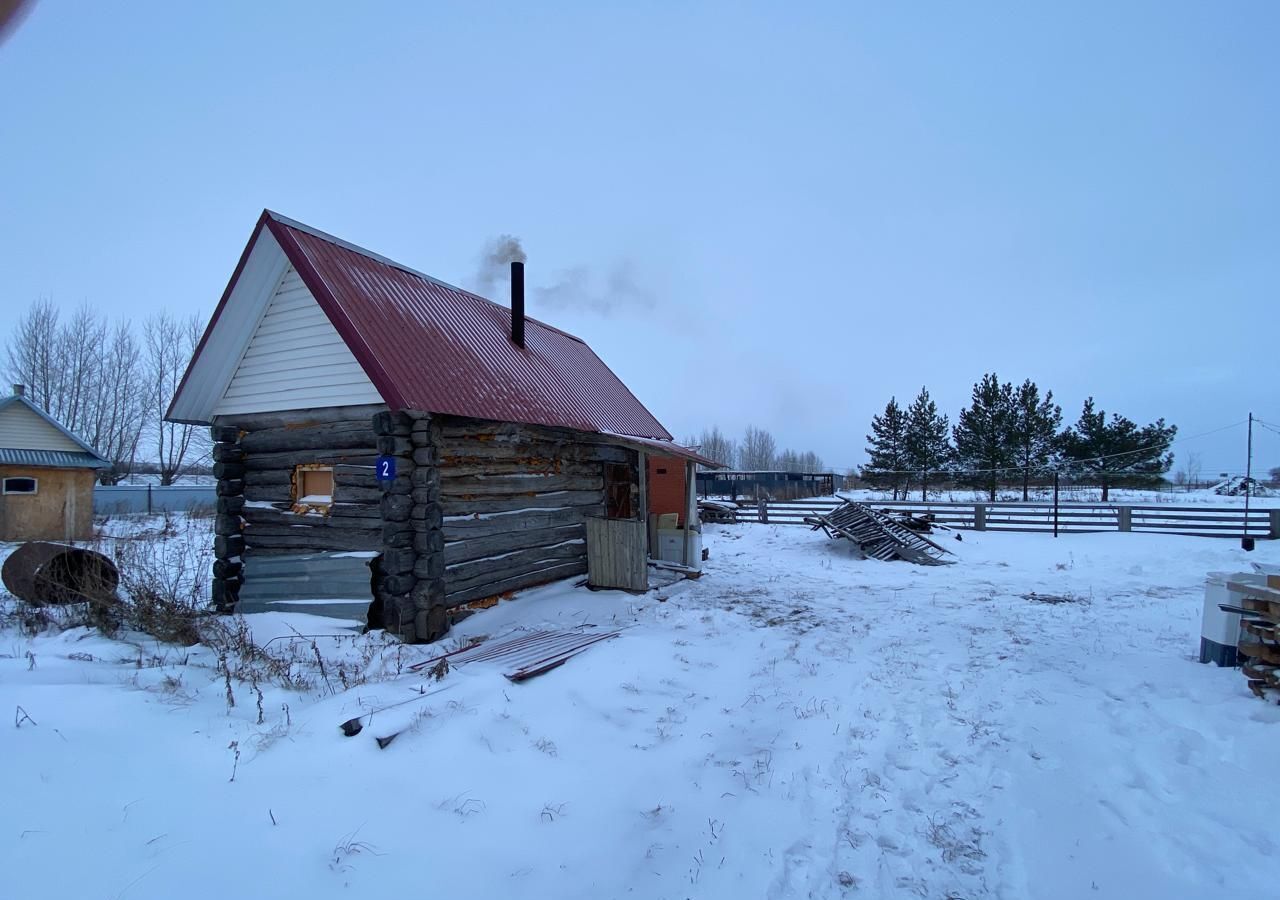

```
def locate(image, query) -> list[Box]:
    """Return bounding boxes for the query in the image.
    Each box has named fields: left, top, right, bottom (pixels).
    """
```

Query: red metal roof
left=261, top=213, right=673, bottom=440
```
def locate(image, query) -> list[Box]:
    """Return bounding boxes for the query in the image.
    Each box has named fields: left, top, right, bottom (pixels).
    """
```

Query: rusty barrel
left=1, top=542, right=120, bottom=605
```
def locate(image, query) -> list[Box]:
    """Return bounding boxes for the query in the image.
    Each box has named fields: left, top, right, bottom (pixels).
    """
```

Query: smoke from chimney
left=475, top=234, right=527, bottom=297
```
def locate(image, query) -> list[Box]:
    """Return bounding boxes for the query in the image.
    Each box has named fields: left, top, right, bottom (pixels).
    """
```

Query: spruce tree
left=863, top=397, right=909, bottom=500
left=1058, top=398, right=1176, bottom=501
left=952, top=373, right=1015, bottom=501
left=1009, top=379, right=1062, bottom=501
left=904, top=387, right=951, bottom=501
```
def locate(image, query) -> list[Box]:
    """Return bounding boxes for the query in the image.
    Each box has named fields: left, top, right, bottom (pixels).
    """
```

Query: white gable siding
left=0, top=403, right=86, bottom=452
left=214, top=266, right=384, bottom=416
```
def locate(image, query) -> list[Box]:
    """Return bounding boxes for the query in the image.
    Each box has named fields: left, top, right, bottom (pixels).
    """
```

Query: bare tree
left=57, top=304, right=107, bottom=434
left=145, top=311, right=208, bottom=485
left=6, top=297, right=64, bottom=415
left=799, top=450, right=823, bottom=473
left=739, top=425, right=777, bottom=471
left=690, top=426, right=737, bottom=469
left=87, top=321, right=146, bottom=483
left=1184, top=451, right=1203, bottom=491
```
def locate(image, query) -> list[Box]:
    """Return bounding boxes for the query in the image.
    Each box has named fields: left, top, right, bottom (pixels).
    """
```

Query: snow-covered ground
left=2, top=522, right=1277, bottom=899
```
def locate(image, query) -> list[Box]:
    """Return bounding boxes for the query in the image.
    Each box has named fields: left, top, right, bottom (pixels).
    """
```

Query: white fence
left=734, top=498, right=1280, bottom=540
left=94, top=485, right=217, bottom=516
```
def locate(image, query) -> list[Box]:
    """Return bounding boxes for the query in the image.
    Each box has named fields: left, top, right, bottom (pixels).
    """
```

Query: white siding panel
left=214, top=267, right=384, bottom=416
left=0, top=404, right=86, bottom=452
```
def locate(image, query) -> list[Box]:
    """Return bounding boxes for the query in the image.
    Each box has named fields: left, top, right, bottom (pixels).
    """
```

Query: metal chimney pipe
left=510, top=260, right=525, bottom=348
left=12, top=384, right=25, bottom=397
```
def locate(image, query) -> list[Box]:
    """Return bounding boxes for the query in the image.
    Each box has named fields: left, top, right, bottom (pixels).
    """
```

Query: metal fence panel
left=93, top=485, right=217, bottom=515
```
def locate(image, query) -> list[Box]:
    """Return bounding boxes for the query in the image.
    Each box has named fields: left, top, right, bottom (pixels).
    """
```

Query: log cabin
left=167, top=211, right=715, bottom=642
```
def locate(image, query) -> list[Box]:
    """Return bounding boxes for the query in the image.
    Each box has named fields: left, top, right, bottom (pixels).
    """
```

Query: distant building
left=0, top=385, right=109, bottom=541
left=696, top=470, right=838, bottom=501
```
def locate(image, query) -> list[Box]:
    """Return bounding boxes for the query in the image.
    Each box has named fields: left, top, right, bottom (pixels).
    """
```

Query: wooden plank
left=586, top=516, right=647, bottom=590
left=239, top=420, right=378, bottom=453
left=242, top=528, right=381, bottom=552
left=243, top=449, right=379, bottom=470
left=441, top=491, right=604, bottom=516
left=444, top=559, right=588, bottom=608
left=444, top=523, right=586, bottom=566
left=214, top=403, right=384, bottom=432
left=443, top=505, right=604, bottom=540
left=439, top=442, right=628, bottom=466
left=242, top=506, right=380, bottom=530
left=1238, top=642, right=1280, bottom=665
left=439, top=474, right=604, bottom=496
left=445, top=540, right=586, bottom=590
left=438, top=460, right=602, bottom=478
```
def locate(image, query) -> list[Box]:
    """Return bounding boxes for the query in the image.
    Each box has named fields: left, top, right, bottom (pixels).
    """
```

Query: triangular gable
left=0, top=394, right=108, bottom=464
left=213, top=264, right=383, bottom=416
left=167, top=217, right=386, bottom=423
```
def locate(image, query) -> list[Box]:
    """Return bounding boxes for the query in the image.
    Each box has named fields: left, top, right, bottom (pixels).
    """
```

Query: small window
left=3, top=477, right=38, bottom=495
left=293, top=465, right=334, bottom=511
left=656, top=467, right=668, bottom=475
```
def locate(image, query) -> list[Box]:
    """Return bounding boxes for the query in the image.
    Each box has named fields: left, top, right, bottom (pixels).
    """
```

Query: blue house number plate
left=375, top=455, right=397, bottom=481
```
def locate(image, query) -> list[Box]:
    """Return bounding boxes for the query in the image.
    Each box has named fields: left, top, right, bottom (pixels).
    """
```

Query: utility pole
left=1243, top=412, right=1253, bottom=550
left=1053, top=470, right=1060, bottom=538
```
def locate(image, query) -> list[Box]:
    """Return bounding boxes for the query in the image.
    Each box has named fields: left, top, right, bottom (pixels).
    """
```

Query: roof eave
left=165, top=210, right=274, bottom=424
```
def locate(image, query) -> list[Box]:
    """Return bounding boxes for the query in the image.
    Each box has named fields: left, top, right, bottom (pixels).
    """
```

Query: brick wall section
left=647, top=455, right=687, bottom=524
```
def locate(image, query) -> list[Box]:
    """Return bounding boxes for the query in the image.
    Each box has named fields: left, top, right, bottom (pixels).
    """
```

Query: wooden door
left=604, top=463, right=634, bottom=519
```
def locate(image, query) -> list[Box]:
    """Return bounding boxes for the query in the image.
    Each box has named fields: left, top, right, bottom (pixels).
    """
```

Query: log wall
left=436, top=417, right=633, bottom=608
left=210, top=406, right=384, bottom=615
left=209, top=406, right=639, bottom=641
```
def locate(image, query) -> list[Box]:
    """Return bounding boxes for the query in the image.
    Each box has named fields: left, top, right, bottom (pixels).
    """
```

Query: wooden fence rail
left=730, top=498, right=1280, bottom=540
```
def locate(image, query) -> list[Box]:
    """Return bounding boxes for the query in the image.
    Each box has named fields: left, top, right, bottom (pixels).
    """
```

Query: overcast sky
left=2, top=2, right=1276, bottom=475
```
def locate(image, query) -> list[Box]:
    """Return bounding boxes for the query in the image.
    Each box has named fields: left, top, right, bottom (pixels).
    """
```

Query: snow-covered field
left=2, top=522, right=1277, bottom=899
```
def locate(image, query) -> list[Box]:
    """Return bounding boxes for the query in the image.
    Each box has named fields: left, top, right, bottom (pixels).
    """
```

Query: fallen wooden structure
left=697, top=500, right=738, bottom=524
left=805, top=499, right=954, bottom=565
left=1230, top=575, right=1280, bottom=703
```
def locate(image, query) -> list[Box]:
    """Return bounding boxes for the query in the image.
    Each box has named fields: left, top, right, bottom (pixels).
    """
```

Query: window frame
left=292, top=464, right=335, bottom=513
left=2, top=476, right=39, bottom=495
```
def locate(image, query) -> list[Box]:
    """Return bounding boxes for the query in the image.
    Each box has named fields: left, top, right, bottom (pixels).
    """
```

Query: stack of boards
left=805, top=499, right=953, bottom=566
left=1231, top=573, right=1280, bottom=703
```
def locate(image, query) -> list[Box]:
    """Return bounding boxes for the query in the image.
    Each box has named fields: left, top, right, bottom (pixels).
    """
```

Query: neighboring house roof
left=0, top=393, right=110, bottom=469
left=169, top=210, right=674, bottom=442
left=0, top=448, right=110, bottom=469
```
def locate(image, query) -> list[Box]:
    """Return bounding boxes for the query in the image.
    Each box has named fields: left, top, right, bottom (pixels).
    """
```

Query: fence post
left=974, top=504, right=987, bottom=531
left=1271, top=509, right=1280, bottom=541
left=147, top=484, right=153, bottom=515
left=1118, top=507, right=1132, bottom=532
left=758, top=499, right=768, bottom=524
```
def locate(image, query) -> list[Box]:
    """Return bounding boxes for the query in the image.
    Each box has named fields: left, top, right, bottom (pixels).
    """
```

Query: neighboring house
left=167, top=210, right=715, bottom=641
left=0, top=385, right=109, bottom=542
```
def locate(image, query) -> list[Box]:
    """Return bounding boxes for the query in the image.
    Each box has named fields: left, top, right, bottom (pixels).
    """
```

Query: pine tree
left=1058, top=398, right=1176, bottom=501
left=1009, top=379, right=1062, bottom=501
left=904, top=387, right=951, bottom=501
left=863, top=397, right=909, bottom=500
left=952, top=373, right=1015, bottom=501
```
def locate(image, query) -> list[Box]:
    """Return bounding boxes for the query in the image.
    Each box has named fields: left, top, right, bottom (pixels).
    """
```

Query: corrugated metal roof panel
left=263, top=214, right=673, bottom=440
left=0, top=448, right=110, bottom=469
